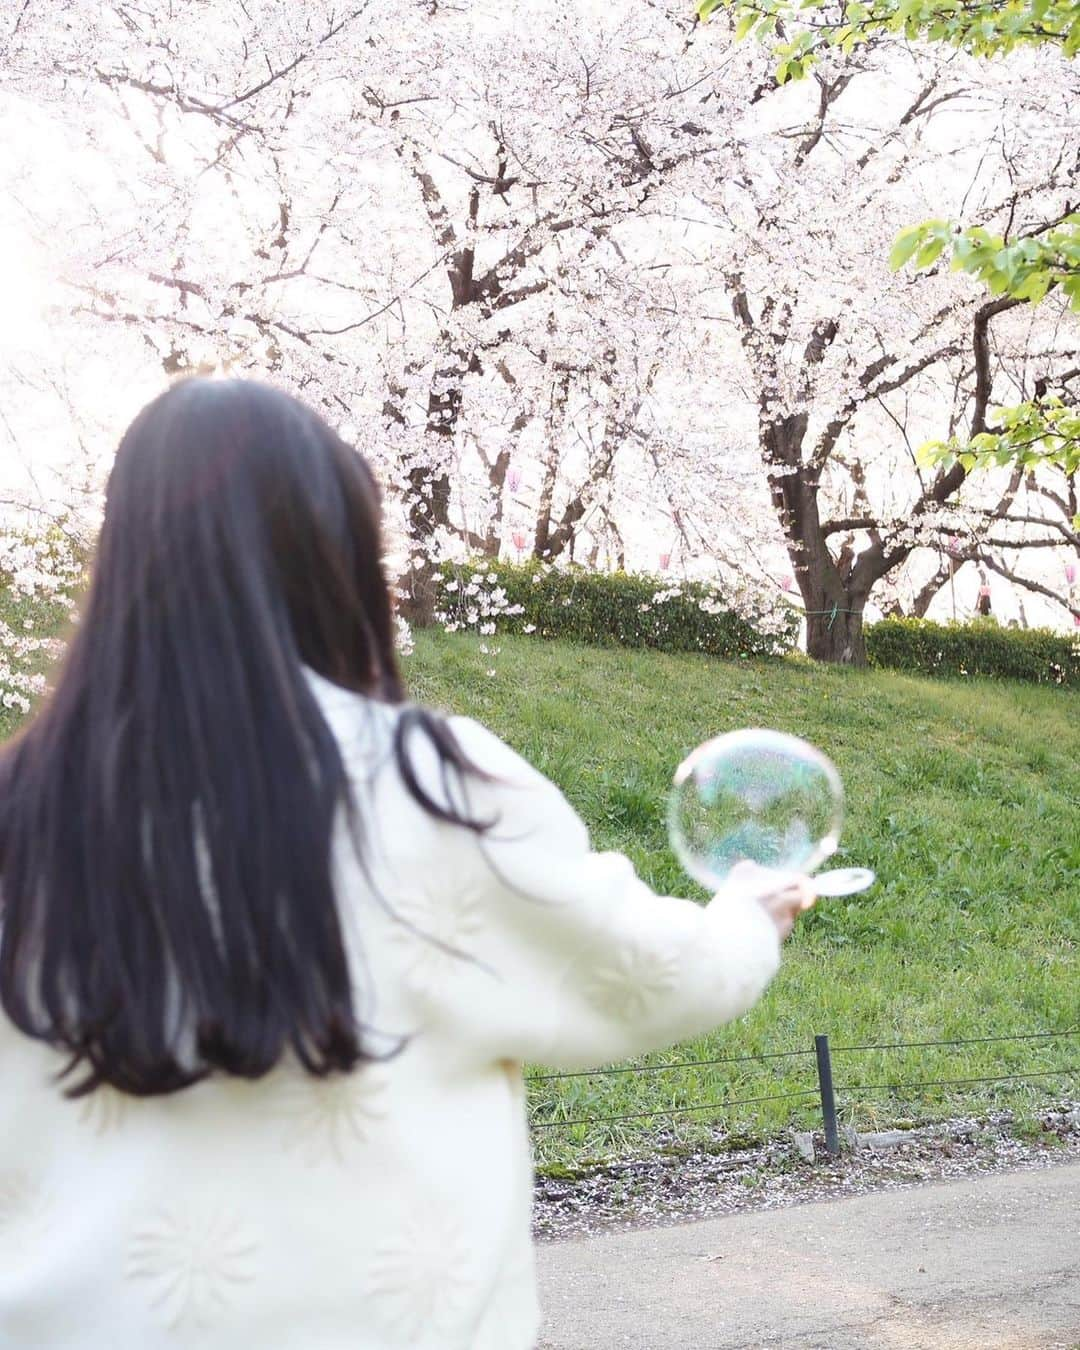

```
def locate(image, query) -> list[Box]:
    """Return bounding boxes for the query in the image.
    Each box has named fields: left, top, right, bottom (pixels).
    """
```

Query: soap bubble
left=668, top=729, right=844, bottom=890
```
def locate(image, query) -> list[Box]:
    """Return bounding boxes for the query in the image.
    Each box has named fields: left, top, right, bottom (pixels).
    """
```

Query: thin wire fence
left=528, top=1046, right=815, bottom=1084
left=830, top=1030, right=1077, bottom=1054
left=531, top=1089, right=821, bottom=1131
left=527, top=1028, right=1080, bottom=1148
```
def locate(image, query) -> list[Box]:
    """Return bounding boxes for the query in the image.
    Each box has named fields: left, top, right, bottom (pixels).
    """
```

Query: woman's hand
left=726, top=861, right=817, bottom=941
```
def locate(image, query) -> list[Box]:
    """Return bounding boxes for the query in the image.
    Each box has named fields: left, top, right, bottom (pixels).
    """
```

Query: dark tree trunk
left=911, top=562, right=953, bottom=619
left=533, top=373, right=571, bottom=560
left=761, top=419, right=870, bottom=666
left=763, top=420, right=875, bottom=666
left=396, top=182, right=484, bottom=626
left=804, top=596, right=867, bottom=664
left=398, top=344, right=477, bottom=626
left=398, top=565, right=443, bottom=629
left=481, top=448, right=511, bottom=558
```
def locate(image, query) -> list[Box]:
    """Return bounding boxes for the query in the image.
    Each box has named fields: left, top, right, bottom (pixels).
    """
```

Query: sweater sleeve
left=428, top=716, right=782, bottom=1072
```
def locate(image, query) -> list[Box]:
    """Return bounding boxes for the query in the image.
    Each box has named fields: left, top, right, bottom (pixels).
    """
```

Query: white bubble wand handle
left=812, top=867, right=876, bottom=897
left=725, top=861, right=876, bottom=901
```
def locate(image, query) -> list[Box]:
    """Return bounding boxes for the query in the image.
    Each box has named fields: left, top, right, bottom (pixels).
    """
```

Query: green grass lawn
left=405, top=631, right=1080, bottom=1164
left=2, top=615, right=1075, bottom=1165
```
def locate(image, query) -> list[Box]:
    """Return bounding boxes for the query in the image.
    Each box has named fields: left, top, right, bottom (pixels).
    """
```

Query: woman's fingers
left=722, top=862, right=818, bottom=940
left=758, top=879, right=817, bottom=940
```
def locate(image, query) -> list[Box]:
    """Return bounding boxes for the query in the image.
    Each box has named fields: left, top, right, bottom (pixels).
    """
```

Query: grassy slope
left=406, top=631, right=1080, bottom=1163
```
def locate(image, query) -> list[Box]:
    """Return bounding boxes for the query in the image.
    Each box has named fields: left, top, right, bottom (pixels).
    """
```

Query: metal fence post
left=815, top=1034, right=840, bottom=1159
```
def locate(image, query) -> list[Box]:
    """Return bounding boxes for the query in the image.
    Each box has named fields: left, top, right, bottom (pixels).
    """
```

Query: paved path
left=537, top=1162, right=1080, bottom=1349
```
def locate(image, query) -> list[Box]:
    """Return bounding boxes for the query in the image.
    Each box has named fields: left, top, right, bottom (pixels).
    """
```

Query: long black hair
left=0, top=378, right=483, bottom=1096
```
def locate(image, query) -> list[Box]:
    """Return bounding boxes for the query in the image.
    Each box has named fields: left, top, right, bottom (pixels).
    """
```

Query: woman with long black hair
left=0, top=378, right=811, bottom=1349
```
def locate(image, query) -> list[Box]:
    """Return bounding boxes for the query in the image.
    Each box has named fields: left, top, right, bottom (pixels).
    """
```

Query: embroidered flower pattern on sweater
left=389, top=884, right=482, bottom=997
left=276, top=1067, right=389, bottom=1165
left=0, top=1170, right=51, bottom=1239
left=579, top=938, right=680, bottom=1020
left=126, top=1207, right=259, bottom=1329
left=366, top=1205, right=473, bottom=1344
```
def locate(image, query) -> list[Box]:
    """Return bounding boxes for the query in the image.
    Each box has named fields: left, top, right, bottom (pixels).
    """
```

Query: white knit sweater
left=0, top=671, right=781, bottom=1349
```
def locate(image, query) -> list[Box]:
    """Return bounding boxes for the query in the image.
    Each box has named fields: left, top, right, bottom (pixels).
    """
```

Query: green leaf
left=890, top=225, right=927, bottom=271
left=914, top=235, right=947, bottom=269
left=735, top=9, right=758, bottom=39
left=916, top=439, right=950, bottom=467
left=986, top=269, right=1012, bottom=295
left=1012, top=271, right=1053, bottom=304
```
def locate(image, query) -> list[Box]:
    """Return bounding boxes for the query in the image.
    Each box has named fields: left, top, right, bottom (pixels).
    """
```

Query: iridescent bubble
left=668, top=729, right=844, bottom=890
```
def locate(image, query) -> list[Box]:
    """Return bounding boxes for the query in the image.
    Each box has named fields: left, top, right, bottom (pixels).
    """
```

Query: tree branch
left=981, top=555, right=1080, bottom=621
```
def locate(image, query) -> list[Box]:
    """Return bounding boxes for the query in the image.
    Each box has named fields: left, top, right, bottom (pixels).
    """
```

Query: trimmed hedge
left=437, top=559, right=799, bottom=659
left=867, top=617, right=1080, bottom=686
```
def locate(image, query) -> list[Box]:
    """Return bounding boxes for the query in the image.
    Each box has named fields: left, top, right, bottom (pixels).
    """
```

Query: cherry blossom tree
left=702, top=0, right=1080, bottom=491
left=671, top=34, right=1080, bottom=657
left=1, top=0, right=1076, bottom=668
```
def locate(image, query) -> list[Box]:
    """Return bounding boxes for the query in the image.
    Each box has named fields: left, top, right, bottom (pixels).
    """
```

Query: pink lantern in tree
left=659, top=552, right=671, bottom=571
left=781, top=574, right=794, bottom=592
left=511, top=531, right=526, bottom=557
left=1066, top=563, right=1077, bottom=585
left=507, top=468, right=522, bottom=493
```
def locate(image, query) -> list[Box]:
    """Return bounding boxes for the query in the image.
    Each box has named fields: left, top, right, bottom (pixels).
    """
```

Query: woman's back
left=0, top=673, right=540, bottom=1350
left=1, top=667, right=785, bottom=1349
left=0, top=380, right=789, bottom=1348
